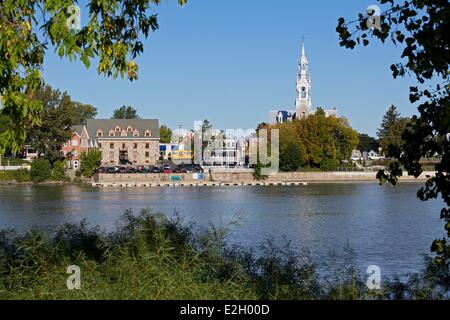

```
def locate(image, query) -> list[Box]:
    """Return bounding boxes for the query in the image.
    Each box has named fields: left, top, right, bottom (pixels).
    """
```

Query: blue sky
left=43, top=0, right=419, bottom=137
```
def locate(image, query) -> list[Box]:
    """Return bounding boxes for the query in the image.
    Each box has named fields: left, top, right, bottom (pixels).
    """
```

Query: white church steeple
left=295, top=41, right=312, bottom=118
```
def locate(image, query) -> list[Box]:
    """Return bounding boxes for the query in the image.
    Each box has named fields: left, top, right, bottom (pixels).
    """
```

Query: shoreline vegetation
left=0, top=209, right=449, bottom=300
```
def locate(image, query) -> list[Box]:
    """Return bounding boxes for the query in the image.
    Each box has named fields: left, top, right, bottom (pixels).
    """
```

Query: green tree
left=80, top=150, right=102, bottom=178
left=0, top=0, right=187, bottom=154
left=280, top=142, right=302, bottom=172
left=272, top=112, right=359, bottom=171
left=112, top=106, right=140, bottom=119
left=26, top=85, right=74, bottom=166
left=71, top=103, right=97, bottom=124
left=377, top=105, right=400, bottom=139
left=30, top=158, right=51, bottom=183
left=0, top=115, right=9, bottom=134
left=201, top=119, right=213, bottom=155
left=379, top=117, right=410, bottom=155
left=337, top=0, right=449, bottom=266
left=358, top=134, right=379, bottom=153
left=159, top=125, right=173, bottom=143
left=0, top=115, right=11, bottom=155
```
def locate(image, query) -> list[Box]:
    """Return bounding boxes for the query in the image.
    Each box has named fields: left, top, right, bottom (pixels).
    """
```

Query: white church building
left=269, top=42, right=337, bottom=124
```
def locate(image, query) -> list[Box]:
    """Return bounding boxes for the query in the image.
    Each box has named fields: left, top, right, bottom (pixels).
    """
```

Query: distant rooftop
left=84, top=119, right=160, bottom=139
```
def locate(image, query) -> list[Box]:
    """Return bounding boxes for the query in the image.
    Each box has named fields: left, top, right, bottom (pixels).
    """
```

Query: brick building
left=62, top=119, right=160, bottom=167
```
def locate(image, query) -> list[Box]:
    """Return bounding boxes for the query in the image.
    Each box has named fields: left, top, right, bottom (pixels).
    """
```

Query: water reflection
left=0, top=183, right=444, bottom=277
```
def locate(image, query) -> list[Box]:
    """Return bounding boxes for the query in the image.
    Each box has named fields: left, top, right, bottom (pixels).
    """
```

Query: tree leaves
left=337, top=0, right=450, bottom=267
left=0, top=0, right=188, bottom=153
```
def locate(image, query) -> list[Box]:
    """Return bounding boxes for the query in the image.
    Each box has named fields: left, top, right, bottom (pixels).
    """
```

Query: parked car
left=105, top=167, right=117, bottom=174
left=150, top=166, right=161, bottom=173
left=126, top=167, right=137, bottom=174
left=173, top=166, right=184, bottom=173
left=138, top=166, right=150, bottom=174
left=118, top=166, right=127, bottom=173
left=175, top=165, right=194, bottom=173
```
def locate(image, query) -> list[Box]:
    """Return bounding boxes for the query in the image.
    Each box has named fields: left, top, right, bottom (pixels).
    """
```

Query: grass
left=0, top=209, right=448, bottom=300
left=0, top=171, right=15, bottom=181
left=0, top=157, right=30, bottom=166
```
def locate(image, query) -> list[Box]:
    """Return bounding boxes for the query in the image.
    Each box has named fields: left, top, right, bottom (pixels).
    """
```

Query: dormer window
left=109, top=130, right=115, bottom=137
left=144, top=130, right=151, bottom=137
left=121, top=130, right=127, bottom=137
left=115, top=126, right=121, bottom=132
left=127, top=126, right=133, bottom=132
left=96, top=130, right=103, bottom=137
left=133, top=130, right=139, bottom=137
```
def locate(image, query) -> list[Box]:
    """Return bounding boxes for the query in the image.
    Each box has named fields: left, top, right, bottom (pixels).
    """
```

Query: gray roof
left=72, top=125, right=84, bottom=136
left=85, top=119, right=160, bottom=139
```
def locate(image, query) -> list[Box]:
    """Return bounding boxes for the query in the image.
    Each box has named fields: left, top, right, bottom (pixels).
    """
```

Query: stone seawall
left=94, top=171, right=434, bottom=185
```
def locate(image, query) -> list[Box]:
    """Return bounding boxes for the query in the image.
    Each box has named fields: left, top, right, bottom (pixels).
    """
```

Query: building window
left=115, top=126, right=121, bottom=132
left=98, top=143, right=102, bottom=148
left=133, top=130, right=139, bottom=137
left=145, top=152, right=150, bottom=158
left=109, top=151, right=114, bottom=163
left=144, top=130, right=151, bottom=137
left=145, top=160, right=150, bottom=164
left=121, top=130, right=127, bottom=137
left=109, top=130, right=115, bottom=137
left=97, top=130, right=103, bottom=137
left=145, top=143, right=150, bottom=149
left=122, top=143, right=126, bottom=149
left=127, top=126, right=133, bottom=132
left=71, top=140, right=78, bottom=147
left=110, top=143, right=114, bottom=149
left=133, top=143, right=138, bottom=149
left=301, top=87, right=307, bottom=99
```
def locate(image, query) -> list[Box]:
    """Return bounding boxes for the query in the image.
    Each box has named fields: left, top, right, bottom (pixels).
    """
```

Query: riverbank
left=1, top=209, right=447, bottom=300
left=92, top=171, right=435, bottom=187
left=0, top=178, right=91, bottom=186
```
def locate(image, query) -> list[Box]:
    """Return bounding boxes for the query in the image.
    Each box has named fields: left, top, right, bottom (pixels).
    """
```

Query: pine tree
left=377, top=105, right=400, bottom=139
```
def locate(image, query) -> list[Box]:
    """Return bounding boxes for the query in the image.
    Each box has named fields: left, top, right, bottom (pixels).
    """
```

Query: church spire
left=298, top=40, right=308, bottom=77
left=295, top=39, right=312, bottom=118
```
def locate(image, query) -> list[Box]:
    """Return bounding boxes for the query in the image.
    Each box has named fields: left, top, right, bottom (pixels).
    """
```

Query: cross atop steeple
left=298, top=38, right=308, bottom=74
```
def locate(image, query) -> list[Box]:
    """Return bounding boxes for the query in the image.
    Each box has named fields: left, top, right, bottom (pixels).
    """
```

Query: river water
left=0, top=183, right=444, bottom=278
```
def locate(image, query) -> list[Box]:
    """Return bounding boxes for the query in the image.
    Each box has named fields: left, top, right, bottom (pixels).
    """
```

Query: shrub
left=13, top=168, right=31, bottom=182
left=320, top=158, right=339, bottom=171
left=51, top=160, right=68, bottom=181
left=0, top=171, right=14, bottom=181
left=80, top=150, right=102, bottom=178
left=0, top=209, right=448, bottom=300
left=30, top=158, right=51, bottom=183
left=253, top=164, right=269, bottom=181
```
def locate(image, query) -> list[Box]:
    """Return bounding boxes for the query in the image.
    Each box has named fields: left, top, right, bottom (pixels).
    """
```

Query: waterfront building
left=269, top=42, right=337, bottom=124
left=159, top=143, right=193, bottom=164
left=21, top=145, right=38, bottom=161
left=203, top=136, right=246, bottom=167
left=61, top=125, right=96, bottom=169
left=62, top=119, right=160, bottom=167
